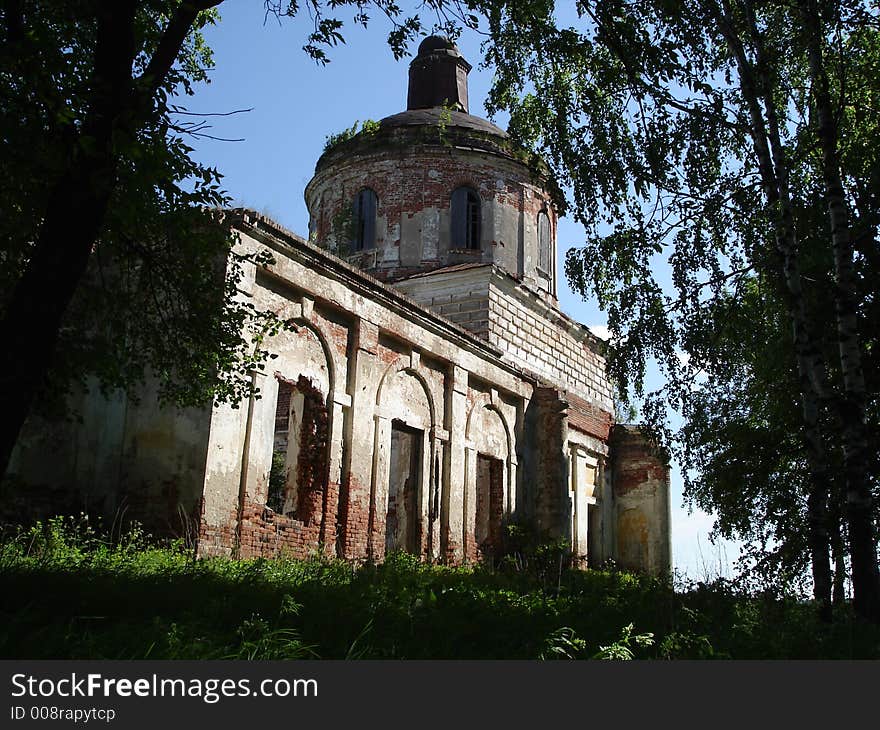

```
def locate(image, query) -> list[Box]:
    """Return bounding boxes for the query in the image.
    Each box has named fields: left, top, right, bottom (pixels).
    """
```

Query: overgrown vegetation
left=1, top=517, right=877, bottom=660
left=322, top=119, right=381, bottom=153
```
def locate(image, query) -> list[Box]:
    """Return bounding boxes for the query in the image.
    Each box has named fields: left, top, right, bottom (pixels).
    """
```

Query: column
left=320, top=394, right=350, bottom=554
left=369, top=412, right=391, bottom=560
left=442, top=364, right=469, bottom=563
left=463, top=444, right=478, bottom=561
left=339, top=318, right=379, bottom=559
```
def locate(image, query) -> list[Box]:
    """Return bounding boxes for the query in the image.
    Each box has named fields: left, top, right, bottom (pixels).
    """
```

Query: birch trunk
left=713, top=0, right=833, bottom=615
left=829, top=494, right=847, bottom=606
left=799, top=0, right=880, bottom=622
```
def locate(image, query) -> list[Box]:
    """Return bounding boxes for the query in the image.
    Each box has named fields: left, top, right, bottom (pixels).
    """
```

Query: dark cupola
left=407, top=35, right=472, bottom=112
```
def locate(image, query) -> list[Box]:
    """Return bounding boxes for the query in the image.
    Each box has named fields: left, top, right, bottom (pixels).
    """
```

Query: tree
left=478, top=0, right=880, bottom=621
left=0, top=0, right=230, bottom=477
left=680, top=243, right=877, bottom=602
left=0, top=1, right=431, bottom=479
left=681, top=22, right=880, bottom=601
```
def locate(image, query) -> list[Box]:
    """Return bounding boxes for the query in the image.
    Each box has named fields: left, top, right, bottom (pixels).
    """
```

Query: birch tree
left=480, top=0, right=880, bottom=621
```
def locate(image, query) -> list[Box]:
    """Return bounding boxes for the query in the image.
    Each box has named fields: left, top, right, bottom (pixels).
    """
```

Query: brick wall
left=532, top=387, right=570, bottom=537
left=305, top=124, right=559, bottom=295
left=487, top=278, right=613, bottom=412
left=431, top=293, right=490, bottom=339
left=566, top=392, right=613, bottom=442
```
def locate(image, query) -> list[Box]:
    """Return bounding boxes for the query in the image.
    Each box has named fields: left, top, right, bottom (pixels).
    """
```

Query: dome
left=417, top=35, right=457, bottom=55
left=379, top=107, right=507, bottom=138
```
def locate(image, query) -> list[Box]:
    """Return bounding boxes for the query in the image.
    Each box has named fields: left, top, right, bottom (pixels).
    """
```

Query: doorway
left=386, top=420, right=423, bottom=554
left=475, top=453, right=504, bottom=559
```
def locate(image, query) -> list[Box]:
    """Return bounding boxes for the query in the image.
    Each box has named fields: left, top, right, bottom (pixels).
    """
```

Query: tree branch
left=136, top=0, right=224, bottom=100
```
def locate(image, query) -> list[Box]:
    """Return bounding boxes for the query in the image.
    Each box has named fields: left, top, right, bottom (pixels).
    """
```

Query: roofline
left=224, top=208, right=538, bottom=385
left=396, top=262, right=492, bottom=282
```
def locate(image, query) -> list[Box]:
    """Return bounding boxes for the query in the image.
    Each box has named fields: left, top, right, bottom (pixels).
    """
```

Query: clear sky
left=182, top=1, right=739, bottom=579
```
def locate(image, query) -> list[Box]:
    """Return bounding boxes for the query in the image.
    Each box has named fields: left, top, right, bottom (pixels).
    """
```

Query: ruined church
left=9, top=37, right=671, bottom=574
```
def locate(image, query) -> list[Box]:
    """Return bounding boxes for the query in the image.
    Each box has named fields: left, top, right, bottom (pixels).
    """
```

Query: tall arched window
left=451, top=186, right=481, bottom=250
left=352, top=188, right=377, bottom=250
left=537, top=210, right=552, bottom=274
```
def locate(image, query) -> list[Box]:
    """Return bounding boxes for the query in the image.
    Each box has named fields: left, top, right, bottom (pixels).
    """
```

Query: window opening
left=475, top=453, right=504, bottom=560
left=352, top=188, right=377, bottom=250
left=268, top=376, right=329, bottom=522
left=537, top=210, right=551, bottom=274
left=451, top=186, right=481, bottom=249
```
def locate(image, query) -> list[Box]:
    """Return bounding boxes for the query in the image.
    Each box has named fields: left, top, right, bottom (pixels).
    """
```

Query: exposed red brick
left=565, top=392, right=613, bottom=441
left=610, top=425, right=669, bottom=497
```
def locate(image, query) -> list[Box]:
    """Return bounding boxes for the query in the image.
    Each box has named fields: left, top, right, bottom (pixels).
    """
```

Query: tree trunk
left=0, top=174, right=116, bottom=475
left=712, top=0, right=833, bottom=616
left=799, top=0, right=880, bottom=623
left=0, top=1, right=137, bottom=479
left=829, top=491, right=847, bottom=606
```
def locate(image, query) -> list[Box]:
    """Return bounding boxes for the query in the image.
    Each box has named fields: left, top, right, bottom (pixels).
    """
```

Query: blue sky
left=182, top=1, right=739, bottom=579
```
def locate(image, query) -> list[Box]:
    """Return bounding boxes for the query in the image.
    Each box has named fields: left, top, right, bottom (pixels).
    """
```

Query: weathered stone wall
left=488, top=274, right=613, bottom=412
left=6, top=209, right=670, bottom=577
left=394, top=265, right=613, bottom=423
left=530, top=388, right=570, bottom=539
left=393, top=264, right=491, bottom=339
left=610, top=425, right=672, bottom=576
left=197, top=212, right=533, bottom=564
left=4, top=386, right=126, bottom=525
left=463, top=381, right=518, bottom=561
left=565, top=413, right=611, bottom=569
left=7, top=378, right=212, bottom=539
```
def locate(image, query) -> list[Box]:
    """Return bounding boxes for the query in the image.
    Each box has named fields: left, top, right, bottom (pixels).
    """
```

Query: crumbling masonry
left=8, top=38, right=671, bottom=574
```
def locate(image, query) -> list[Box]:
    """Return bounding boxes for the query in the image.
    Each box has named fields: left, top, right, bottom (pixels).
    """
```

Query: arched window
left=451, top=186, right=481, bottom=250
left=537, top=210, right=552, bottom=273
left=352, top=188, right=377, bottom=251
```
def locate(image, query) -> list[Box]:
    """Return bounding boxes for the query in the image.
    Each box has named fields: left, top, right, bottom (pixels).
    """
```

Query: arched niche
left=270, top=322, right=332, bottom=400
left=263, top=322, right=334, bottom=524
left=465, top=395, right=515, bottom=561
left=378, top=367, right=433, bottom=431
left=373, top=364, right=438, bottom=558
left=467, top=404, right=509, bottom=462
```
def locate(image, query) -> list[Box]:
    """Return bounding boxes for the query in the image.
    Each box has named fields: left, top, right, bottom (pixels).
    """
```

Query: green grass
left=1, top=516, right=878, bottom=659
